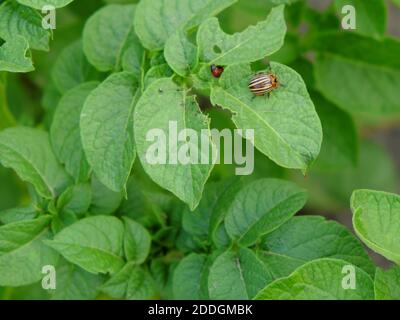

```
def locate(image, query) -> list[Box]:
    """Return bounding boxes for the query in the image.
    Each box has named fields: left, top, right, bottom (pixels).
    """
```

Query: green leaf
left=121, top=31, right=144, bottom=80
left=164, top=30, right=198, bottom=77
left=89, top=176, right=123, bottom=215
left=83, top=4, right=136, bottom=72
left=314, top=33, right=400, bottom=115
left=197, top=5, right=286, bottom=65
left=208, top=177, right=243, bottom=247
left=211, top=62, right=322, bottom=171
left=0, top=1, right=51, bottom=51
left=260, top=216, right=375, bottom=279
left=44, top=216, right=125, bottom=274
left=0, top=216, right=59, bottom=286
left=182, top=180, right=228, bottom=243
left=51, top=82, right=98, bottom=182
left=52, top=40, right=100, bottom=94
left=173, top=253, right=210, bottom=299
left=134, top=0, right=238, bottom=51
left=374, top=266, right=400, bottom=300
left=312, top=92, right=357, bottom=170
left=208, top=247, right=271, bottom=299
left=100, top=262, right=156, bottom=299
left=120, top=174, right=172, bottom=226
left=0, top=205, right=37, bottom=225
left=333, top=0, right=386, bottom=38
left=122, top=217, right=151, bottom=264
left=81, top=72, right=139, bottom=192
left=0, top=73, right=17, bottom=129
left=16, top=0, right=74, bottom=9
left=56, top=183, right=91, bottom=215
left=224, top=178, right=307, bottom=247
left=0, top=127, right=70, bottom=199
left=51, top=259, right=104, bottom=300
left=134, top=78, right=215, bottom=210
left=255, top=258, right=374, bottom=300
left=0, top=36, right=34, bottom=73
left=144, top=64, right=173, bottom=88
left=351, top=189, right=400, bottom=265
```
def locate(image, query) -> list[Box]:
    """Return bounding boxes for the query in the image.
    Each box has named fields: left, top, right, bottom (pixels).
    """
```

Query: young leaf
left=81, top=72, right=139, bottom=192
left=255, top=258, right=374, bottom=300
left=134, top=78, right=215, bottom=210
left=44, top=216, right=125, bottom=274
left=182, top=181, right=225, bottom=243
left=57, top=183, right=92, bottom=215
left=51, top=259, right=104, bottom=300
left=208, top=177, right=243, bottom=247
left=0, top=127, right=71, bottom=199
left=52, top=40, right=100, bottom=94
left=351, top=189, right=400, bottom=265
left=0, top=205, right=37, bottom=225
left=134, top=0, right=238, bottom=51
left=173, top=253, right=210, bottom=299
left=90, top=176, right=124, bottom=215
left=51, top=82, right=98, bottom=182
left=123, top=217, right=151, bottom=264
left=121, top=31, right=145, bottom=80
left=16, top=0, right=74, bottom=9
left=314, top=33, right=400, bottom=115
left=334, top=0, right=386, bottom=39
left=208, top=247, right=271, bottom=299
left=0, top=36, right=34, bottom=73
left=224, top=178, right=307, bottom=247
left=211, top=62, right=322, bottom=171
left=144, top=64, right=173, bottom=88
left=374, top=267, right=400, bottom=300
left=260, top=216, right=375, bottom=278
left=164, top=30, right=198, bottom=77
left=0, top=1, right=51, bottom=51
left=0, top=216, right=59, bottom=286
left=83, top=4, right=136, bottom=72
left=100, top=262, right=156, bottom=299
left=197, top=5, right=286, bottom=65
left=119, top=174, right=172, bottom=226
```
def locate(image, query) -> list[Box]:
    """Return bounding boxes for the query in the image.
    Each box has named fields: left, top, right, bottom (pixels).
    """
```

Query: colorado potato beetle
left=248, top=73, right=279, bottom=96
left=211, top=64, right=224, bottom=78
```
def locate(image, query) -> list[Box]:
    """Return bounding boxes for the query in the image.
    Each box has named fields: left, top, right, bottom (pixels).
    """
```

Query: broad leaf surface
left=211, top=62, right=322, bottom=171
left=81, top=72, right=138, bottom=192
left=45, top=216, right=125, bottom=274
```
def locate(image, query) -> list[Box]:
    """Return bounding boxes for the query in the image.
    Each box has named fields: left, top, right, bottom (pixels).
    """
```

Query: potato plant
left=0, top=0, right=400, bottom=300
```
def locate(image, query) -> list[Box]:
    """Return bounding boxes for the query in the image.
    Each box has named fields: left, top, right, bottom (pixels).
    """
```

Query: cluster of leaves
left=0, top=0, right=400, bottom=300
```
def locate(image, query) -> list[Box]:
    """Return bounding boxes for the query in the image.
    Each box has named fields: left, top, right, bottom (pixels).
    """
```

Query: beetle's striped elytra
left=248, top=73, right=279, bottom=96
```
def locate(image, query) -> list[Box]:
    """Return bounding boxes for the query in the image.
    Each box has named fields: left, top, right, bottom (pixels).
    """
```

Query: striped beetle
left=248, top=72, right=280, bottom=97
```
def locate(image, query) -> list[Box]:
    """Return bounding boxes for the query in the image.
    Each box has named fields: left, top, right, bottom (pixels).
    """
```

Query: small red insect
left=210, top=64, right=224, bottom=78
